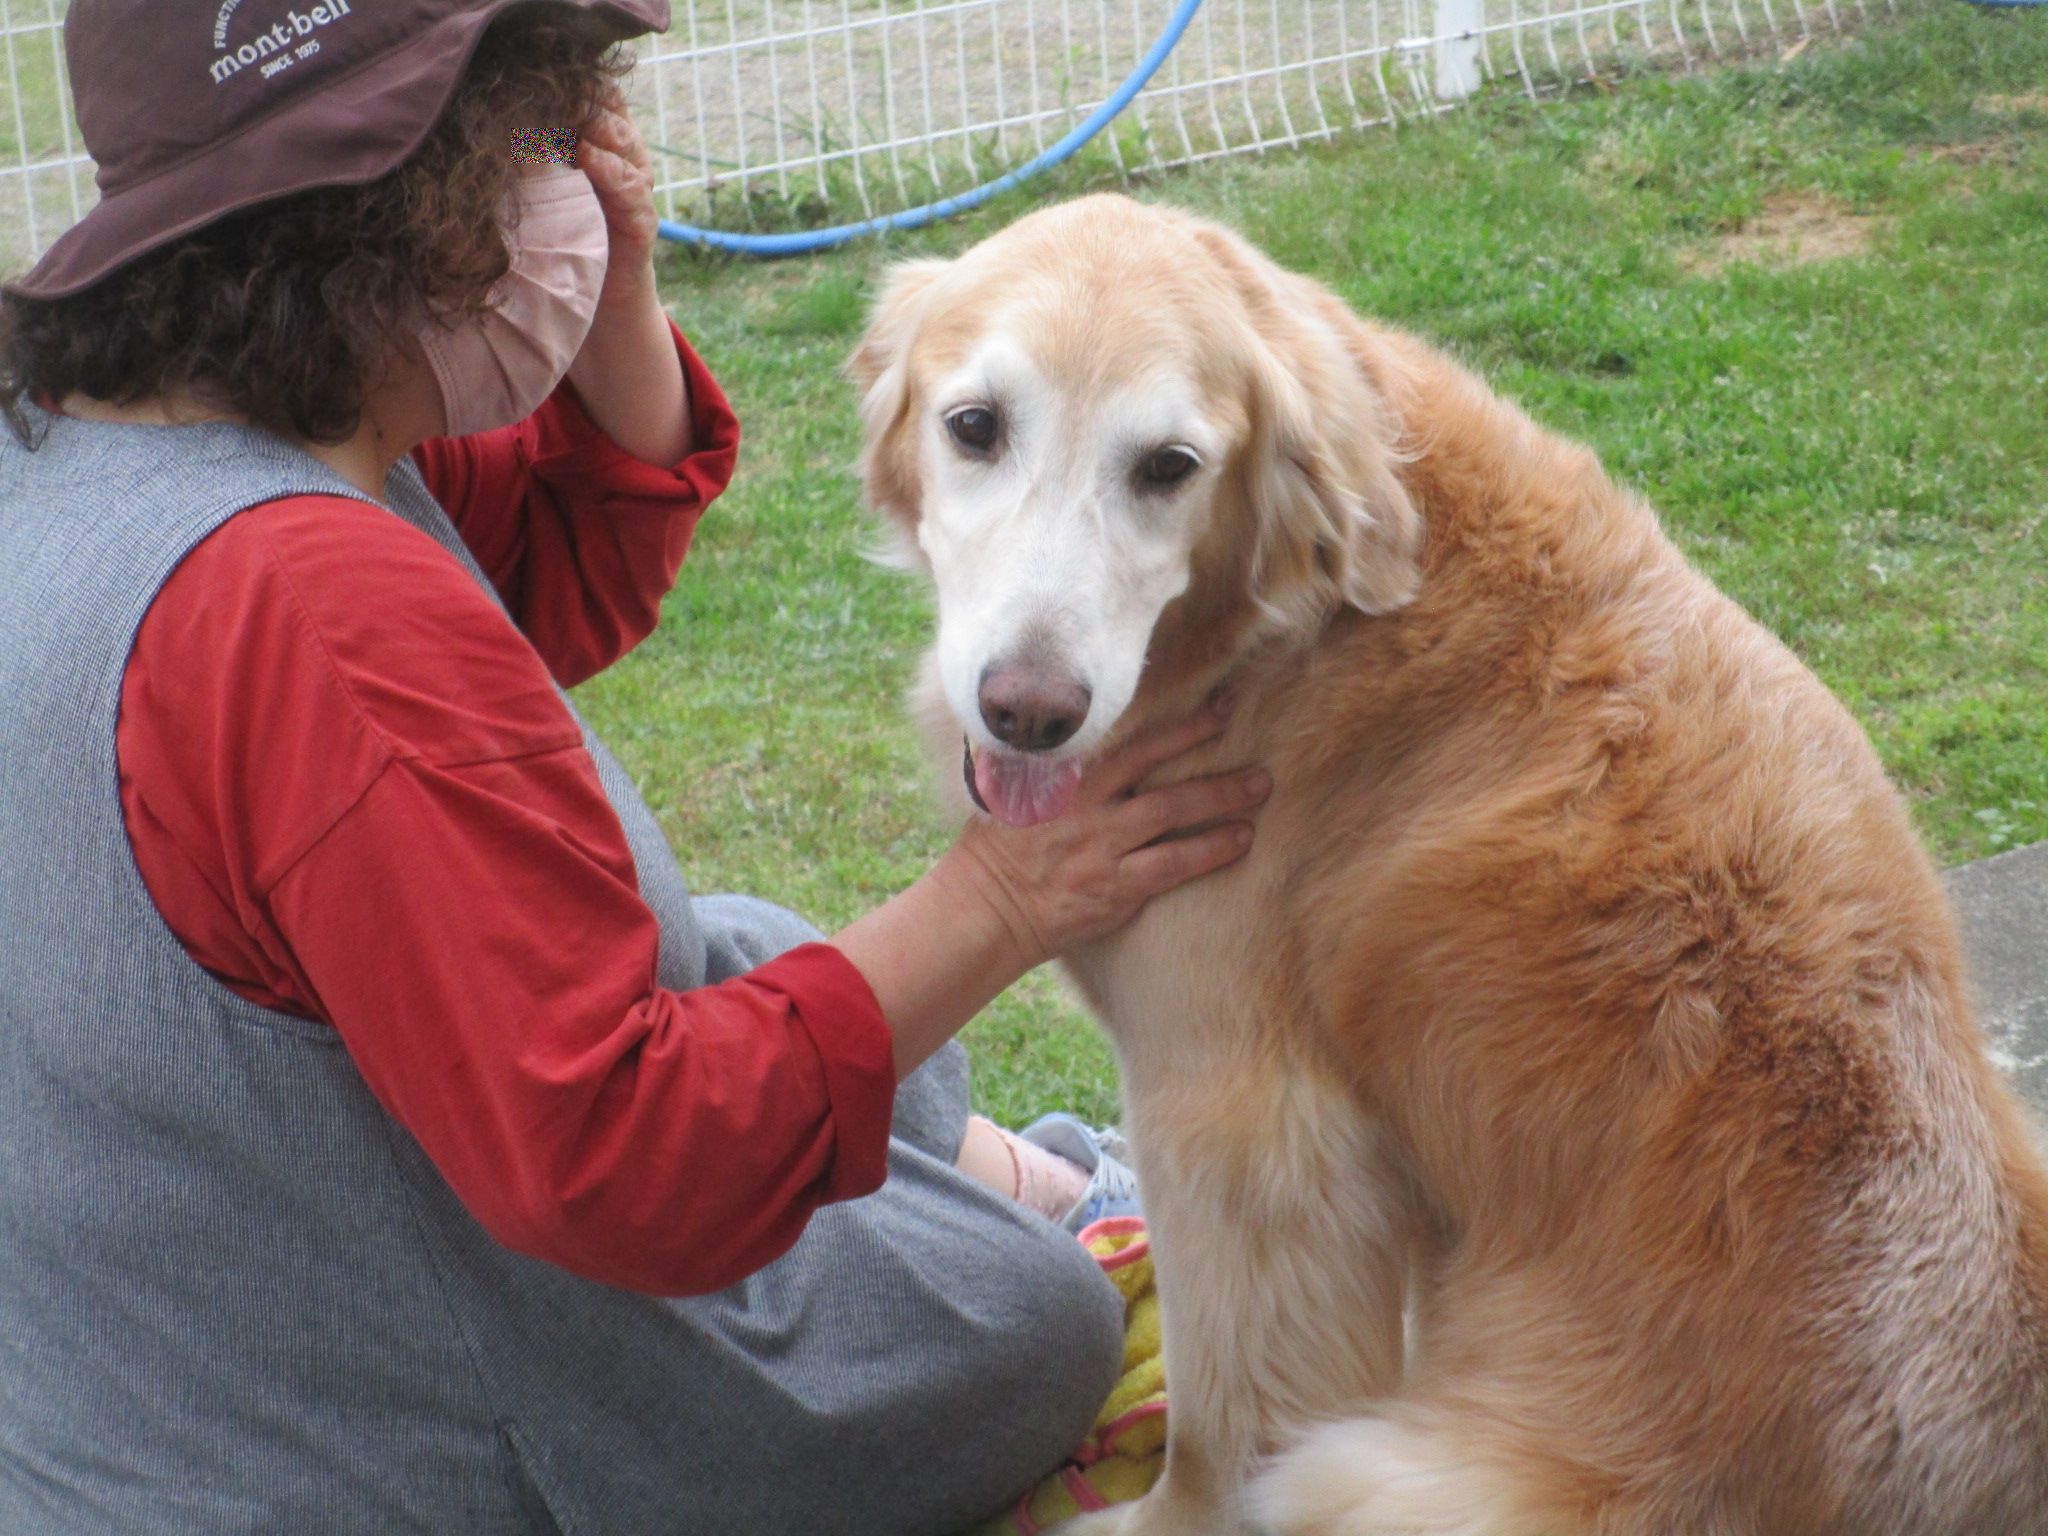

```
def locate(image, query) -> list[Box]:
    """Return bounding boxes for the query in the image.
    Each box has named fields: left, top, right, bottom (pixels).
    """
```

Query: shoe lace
left=1083, top=1148, right=1139, bottom=1215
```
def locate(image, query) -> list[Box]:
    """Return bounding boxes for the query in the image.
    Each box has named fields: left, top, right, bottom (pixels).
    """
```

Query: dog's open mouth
left=962, top=739, right=1086, bottom=828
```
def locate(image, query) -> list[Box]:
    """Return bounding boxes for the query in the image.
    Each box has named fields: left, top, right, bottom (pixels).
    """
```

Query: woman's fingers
left=581, top=105, right=652, bottom=175
left=1082, top=701, right=1234, bottom=806
left=1118, top=821, right=1256, bottom=899
left=575, top=137, right=660, bottom=270
left=1112, top=766, right=1272, bottom=849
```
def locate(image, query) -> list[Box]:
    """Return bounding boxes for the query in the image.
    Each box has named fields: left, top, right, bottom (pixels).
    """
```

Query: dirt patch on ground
left=1681, top=192, right=1884, bottom=277
left=1915, top=138, right=2029, bottom=168
left=1900, top=93, right=2043, bottom=173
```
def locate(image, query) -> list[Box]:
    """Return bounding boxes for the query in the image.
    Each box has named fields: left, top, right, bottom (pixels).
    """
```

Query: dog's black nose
left=978, top=667, right=1091, bottom=752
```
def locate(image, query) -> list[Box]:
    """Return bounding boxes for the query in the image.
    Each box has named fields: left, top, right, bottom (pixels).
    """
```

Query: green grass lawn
left=580, top=0, right=2048, bottom=1127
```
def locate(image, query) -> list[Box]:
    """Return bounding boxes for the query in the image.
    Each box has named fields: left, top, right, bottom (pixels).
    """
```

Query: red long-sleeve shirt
left=90, top=321, right=897, bottom=1296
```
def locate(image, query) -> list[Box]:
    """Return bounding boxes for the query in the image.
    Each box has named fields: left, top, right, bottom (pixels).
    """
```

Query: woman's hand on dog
left=949, top=703, right=1272, bottom=968
left=833, top=703, right=1268, bottom=1080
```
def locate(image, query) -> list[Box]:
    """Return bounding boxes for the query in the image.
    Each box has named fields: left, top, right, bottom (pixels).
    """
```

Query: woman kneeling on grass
left=0, top=2, right=1269, bottom=1531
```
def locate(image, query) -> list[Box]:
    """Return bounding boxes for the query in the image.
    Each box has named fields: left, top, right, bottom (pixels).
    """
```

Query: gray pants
left=669, top=896, right=1127, bottom=1536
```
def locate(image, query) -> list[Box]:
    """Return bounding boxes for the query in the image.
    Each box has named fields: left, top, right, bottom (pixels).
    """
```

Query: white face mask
left=416, top=164, right=610, bottom=439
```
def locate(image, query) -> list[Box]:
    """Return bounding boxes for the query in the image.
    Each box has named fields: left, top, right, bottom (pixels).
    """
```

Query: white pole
left=1434, top=0, right=1483, bottom=101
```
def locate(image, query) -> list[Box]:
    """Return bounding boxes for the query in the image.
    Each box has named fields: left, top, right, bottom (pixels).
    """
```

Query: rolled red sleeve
left=538, top=321, right=740, bottom=531
left=412, top=319, right=741, bottom=686
left=749, top=942, right=898, bottom=1205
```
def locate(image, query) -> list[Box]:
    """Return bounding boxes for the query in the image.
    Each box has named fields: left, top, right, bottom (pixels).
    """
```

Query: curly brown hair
left=0, top=2, right=637, bottom=452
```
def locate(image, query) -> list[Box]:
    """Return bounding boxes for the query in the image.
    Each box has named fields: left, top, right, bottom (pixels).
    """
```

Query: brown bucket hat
left=9, top=0, right=670, bottom=301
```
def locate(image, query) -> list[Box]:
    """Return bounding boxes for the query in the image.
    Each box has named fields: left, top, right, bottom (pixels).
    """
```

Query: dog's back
left=1265, top=323, right=2048, bottom=1533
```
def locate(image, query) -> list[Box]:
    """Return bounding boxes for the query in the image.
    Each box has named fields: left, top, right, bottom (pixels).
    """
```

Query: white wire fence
left=642, top=0, right=1890, bottom=238
left=4, top=0, right=1895, bottom=279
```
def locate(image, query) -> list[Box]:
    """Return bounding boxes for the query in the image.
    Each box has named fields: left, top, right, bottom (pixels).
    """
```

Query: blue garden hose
left=657, top=0, right=1207, bottom=256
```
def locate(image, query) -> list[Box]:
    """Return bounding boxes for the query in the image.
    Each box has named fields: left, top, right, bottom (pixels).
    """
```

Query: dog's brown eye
left=946, top=407, right=999, bottom=453
left=1136, top=446, right=1200, bottom=491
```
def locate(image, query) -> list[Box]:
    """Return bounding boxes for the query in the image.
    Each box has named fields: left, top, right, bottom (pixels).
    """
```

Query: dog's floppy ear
left=847, top=259, right=950, bottom=523
left=1188, top=220, right=1423, bottom=625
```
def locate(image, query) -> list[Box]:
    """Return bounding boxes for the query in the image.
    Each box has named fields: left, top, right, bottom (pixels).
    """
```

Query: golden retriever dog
left=849, top=193, right=2048, bottom=1535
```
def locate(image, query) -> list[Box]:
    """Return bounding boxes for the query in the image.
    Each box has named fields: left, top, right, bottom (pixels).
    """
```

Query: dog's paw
left=1055, top=1489, right=1250, bottom=1536
left=1248, top=1417, right=1505, bottom=1536
left=1055, top=1507, right=1133, bottom=1536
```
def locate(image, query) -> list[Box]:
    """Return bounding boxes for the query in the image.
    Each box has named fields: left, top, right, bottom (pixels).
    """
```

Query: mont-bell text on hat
left=209, top=0, right=354, bottom=87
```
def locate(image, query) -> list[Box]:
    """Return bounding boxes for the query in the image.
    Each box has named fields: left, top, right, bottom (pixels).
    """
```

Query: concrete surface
left=1946, top=838, right=2048, bottom=1115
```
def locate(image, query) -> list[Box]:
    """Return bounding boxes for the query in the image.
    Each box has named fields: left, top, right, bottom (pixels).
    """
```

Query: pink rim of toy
left=1077, top=1215, right=1150, bottom=1272
left=1007, top=1457, right=1120, bottom=1533
left=1097, top=1400, right=1168, bottom=1457
left=1061, top=1466, right=1112, bottom=1512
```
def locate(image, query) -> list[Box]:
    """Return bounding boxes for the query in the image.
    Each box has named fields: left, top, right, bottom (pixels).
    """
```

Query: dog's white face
left=908, top=330, right=1228, bottom=824
left=853, top=195, right=1424, bottom=826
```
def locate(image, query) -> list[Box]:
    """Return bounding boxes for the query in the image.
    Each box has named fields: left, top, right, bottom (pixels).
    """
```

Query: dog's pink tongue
left=972, top=748, right=1084, bottom=828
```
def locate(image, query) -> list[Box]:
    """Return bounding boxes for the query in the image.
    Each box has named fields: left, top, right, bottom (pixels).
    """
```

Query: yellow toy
left=978, top=1217, right=1166, bottom=1534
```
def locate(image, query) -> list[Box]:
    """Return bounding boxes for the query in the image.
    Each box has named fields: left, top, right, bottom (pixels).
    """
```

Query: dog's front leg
left=1066, top=1069, right=1414, bottom=1536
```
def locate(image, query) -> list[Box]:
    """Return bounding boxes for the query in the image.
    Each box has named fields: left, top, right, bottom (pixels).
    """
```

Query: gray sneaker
left=1019, top=1112, right=1141, bottom=1233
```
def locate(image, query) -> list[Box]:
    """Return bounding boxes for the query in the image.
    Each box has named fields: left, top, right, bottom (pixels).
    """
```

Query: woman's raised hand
left=573, top=84, right=661, bottom=307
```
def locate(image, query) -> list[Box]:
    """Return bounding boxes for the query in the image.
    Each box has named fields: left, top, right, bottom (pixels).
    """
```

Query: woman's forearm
left=831, top=846, right=1038, bottom=1082
left=564, top=268, right=693, bottom=467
